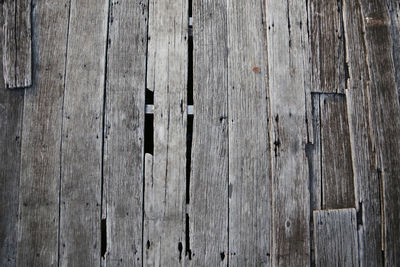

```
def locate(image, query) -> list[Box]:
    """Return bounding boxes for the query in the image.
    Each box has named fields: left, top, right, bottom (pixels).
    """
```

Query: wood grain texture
left=3, top=0, right=31, bottom=88
left=227, top=0, right=270, bottom=266
left=102, top=0, right=147, bottom=265
left=310, top=94, right=322, bottom=211
left=357, top=0, right=400, bottom=265
left=310, top=0, right=346, bottom=94
left=320, top=94, right=354, bottom=209
left=265, top=0, right=310, bottom=266
left=59, top=0, right=108, bottom=266
left=0, top=7, right=24, bottom=265
left=144, top=0, right=187, bottom=265
left=313, top=208, right=359, bottom=267
left=189, top=0, right=228, bottom=265
left=342, top=1, right=383, bottom=266
left=387, top=0, right=400, bottom=99
left=16, top=0, right=69, bottom=265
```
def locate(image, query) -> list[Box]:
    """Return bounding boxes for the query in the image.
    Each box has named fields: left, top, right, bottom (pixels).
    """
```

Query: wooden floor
left=1, top=0, right=400, bottom=266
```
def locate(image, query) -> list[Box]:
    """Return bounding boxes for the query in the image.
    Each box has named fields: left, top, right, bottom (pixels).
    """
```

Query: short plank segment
left=103, top=0, right=148, bottom=265
left=227, top=0, right=270, bottom=265
left=313, top=209, right=359, bottom=267
left=319, top=94, right=354, bottom=209
left=3, top=0, right=31, bottom=88
left=144, top=0, right=187, bottom=265
left=387, top=0, right=400, bottom=98
left=310, top=0, right=346, bottom=94
left=16, top=1, right=69, bottom=266
left=0, top=8, right=24, bottom=265
left=59, top=0, right=108, bottom=266
left=265, top=0, right=311, bottom=266
left=189, top=0, right=228, bottom=265
left=342, top=1, right=383, bottom=266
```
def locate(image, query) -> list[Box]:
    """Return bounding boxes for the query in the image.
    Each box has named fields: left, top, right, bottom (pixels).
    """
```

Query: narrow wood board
left=16, top=1, right=69, bottom=265
left=189, top=0, right=228, bottom=265
left=2, top=0, right=31, bottom=88
left=227, top=0, right=270, bottom=265
left=59, top=0, right=108, bottom=265
left=143, top=0, right=187, bottom=265
left=265, top=0, right=311, bottom=266
left=103, top=0, right=148, bottom=265
left=313, top=208, right=359, bottom=267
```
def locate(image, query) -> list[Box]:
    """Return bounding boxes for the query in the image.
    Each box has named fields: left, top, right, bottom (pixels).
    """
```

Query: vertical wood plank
left=313, top=208, right=359, bottom=267
left=387, top=0, right=400, bottom=98
left=310, top=0, right=346, bottom=94
left=189, top=0, right=228, bottom=265
left=59, top=0, right=108, bottom=265
left=320, top=94, right=354, bottom=209
left=143, top=0, right=187, bottom=265
left=310, top=94, right=322, bottom=211
left=227, top=0, right=270, bottom=265
left=103, top=0, right=147, bottom=265
left=16, top=0, right=69, bottom=265
left=265, top=0, right=311, bottom=266
left=3, top=0, right=31, bottom=88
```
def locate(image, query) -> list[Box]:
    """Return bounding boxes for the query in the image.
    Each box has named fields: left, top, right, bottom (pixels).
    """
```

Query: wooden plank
left=143, top=0, right=187, bottom=265
left=16, top=1, right=69, bottom=265
left=320, top=94, right=354, bottom=209
left=102, top=0, right=148, bottom=265
left=0, top=6, right=24, bottom=264
left=59, top=0, right=108, bottom=266
left=265, top=0, right=311, bottom=266
left=310, top=0, right=346, bottom=93
left=313, top=208, right=359, bottom=267
left=227, top=0, right=270, bottom=266
left=3, top=0, right=31, bottom=88
left=357, top=1, right=400, bottom=265
left=387, top=0, right=400, bottom=98
left=189, top=0, right=228, bottom=265
left=342, top=0, right=383, bottom=265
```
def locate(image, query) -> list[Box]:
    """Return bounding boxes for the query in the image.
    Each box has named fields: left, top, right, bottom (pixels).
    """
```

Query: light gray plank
left=189, top=0, right=228, bottom=265
left=342, top=1, right=383, bottom=266
left=387, top=0, right=400, bottom=99
left=227, top=0, right=270, bottom=265
left=265, top=0, right=311, bottom=266
left=144, top=0, right=187, bottom=265
left=313, top=208, right=359, bottom=267
left=310, top=0, right=346, bottom=94
left=59, top=0, right=108, bottom=266
left=320, top=94, right=354, bottom=209
left=2, top=0, right=31, bottom=88
left=16, top=0, right=69, bottom=265
left=102, top=0, right=148, bottom=265
left=0, top=6, right=24, bottom=265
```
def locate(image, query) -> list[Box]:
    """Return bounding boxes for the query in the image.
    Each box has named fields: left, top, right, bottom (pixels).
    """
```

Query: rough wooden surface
left=102, top=0, right=147, bottom=265
left=189, top=0, right=228, bottom=265
left=265, top=0, right=310, bottom=266
left=144, top=0, right=187, bottom=265
left=387, top=0, right=400, bottom=98
left=2, top=0, right=31, bottom=88
left=227, top=0, right=270, bottom=266
left=59, top=0, right=108, bottom=266
left=313, top=209, right=359, bottom=267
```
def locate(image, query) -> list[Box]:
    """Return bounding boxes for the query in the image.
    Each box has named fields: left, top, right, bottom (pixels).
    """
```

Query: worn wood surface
left=144, top=0, right=187, bottom=265
left=313, top=209, right=359, bottom=267
left=2, top=0, right=31, bottom=88
left=387, top=0, right=400, bottom=98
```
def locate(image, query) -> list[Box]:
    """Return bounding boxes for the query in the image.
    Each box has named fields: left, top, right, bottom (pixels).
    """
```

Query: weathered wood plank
left=227, top=0, right=270, bottom=265
left=357, top=1, right=400, bottom=265
left=0, top=6, right=24, bottom=265
left=102, top=0, right=147, bottom=265
left=144, top=0, right=187, bottom=265
left=59, top=0, right=108, bottom=266
left=342, top=1, right=383, bottom=266
left=387, top=0, right=400, bottom=99
left=265, top=0, right=311, bottom=266
left=310, top=0, right=346, bottom=94
left=3, top=0, right=31, bottom=88
left=189, top=0, right=228, bottom=265
left=320, top=94, right=354, bottom=209
left=16, top=1, right=69, bottom=265
left=313, top=208, right=359, bottom=267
